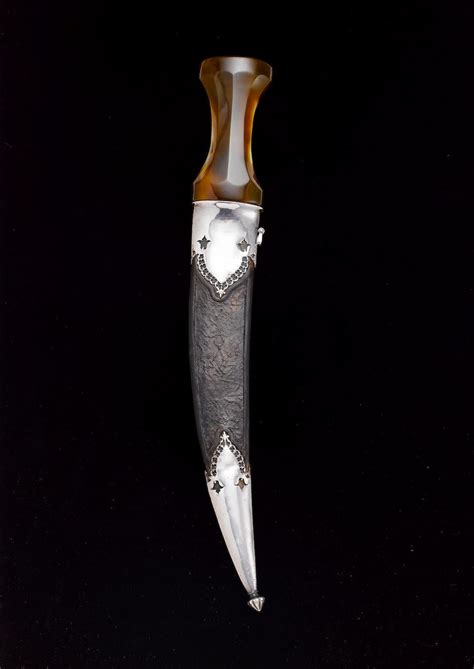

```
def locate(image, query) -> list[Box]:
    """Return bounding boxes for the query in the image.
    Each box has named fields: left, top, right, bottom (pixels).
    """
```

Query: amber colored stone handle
left=193, top=56, right=272, bottom=206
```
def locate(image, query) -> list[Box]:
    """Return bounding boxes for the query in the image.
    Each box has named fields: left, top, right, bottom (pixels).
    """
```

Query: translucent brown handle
left=193, top=56, right=272, bottom=206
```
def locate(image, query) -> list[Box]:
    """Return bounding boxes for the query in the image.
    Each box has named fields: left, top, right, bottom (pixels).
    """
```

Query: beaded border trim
left=197, top=253, right=249, bottom=298
left=209, top=431, right=248, bottom=478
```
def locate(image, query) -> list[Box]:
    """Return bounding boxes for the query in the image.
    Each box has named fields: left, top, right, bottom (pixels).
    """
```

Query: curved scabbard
left=189, top=200, right=264, bottom=608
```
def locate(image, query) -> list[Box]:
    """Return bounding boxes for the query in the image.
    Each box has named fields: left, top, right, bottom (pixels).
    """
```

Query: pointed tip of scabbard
left=247, top=595, right=265, bottom=612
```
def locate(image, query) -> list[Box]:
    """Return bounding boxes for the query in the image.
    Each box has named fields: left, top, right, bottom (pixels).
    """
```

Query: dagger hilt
left=193, top=56, right=272, bottom=206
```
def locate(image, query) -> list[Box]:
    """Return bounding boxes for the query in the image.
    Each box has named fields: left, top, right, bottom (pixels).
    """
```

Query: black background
left=2, top=3, right=474, bottom=667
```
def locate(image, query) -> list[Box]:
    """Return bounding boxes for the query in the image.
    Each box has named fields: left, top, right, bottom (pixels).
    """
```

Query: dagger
left=189, top=56, right=272, bottom=611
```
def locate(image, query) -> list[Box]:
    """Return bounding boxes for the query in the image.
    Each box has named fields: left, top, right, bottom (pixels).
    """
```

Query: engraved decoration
left=191, top=201, right=262, bottom=299
left=189, top=259, right=253, bottom=469
left=207, top=431, right=250, bottom=492
left=197, top=254, right=249, bottom=298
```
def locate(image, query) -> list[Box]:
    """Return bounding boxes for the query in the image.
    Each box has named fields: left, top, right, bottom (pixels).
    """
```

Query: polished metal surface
left=191, top=201, right=262, bottom=273
left=206, top=431, right=258, bottom=597
left=248, top=596, right=265, bottom=612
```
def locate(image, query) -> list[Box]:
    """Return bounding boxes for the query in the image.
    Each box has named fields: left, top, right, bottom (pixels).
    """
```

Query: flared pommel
left=193, top=56, right=272, bottom=206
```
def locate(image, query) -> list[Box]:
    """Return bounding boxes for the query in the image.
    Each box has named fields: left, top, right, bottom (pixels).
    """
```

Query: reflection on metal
left=206, top=431, right=256, bottom=596
left=248, top=595, right=265, bottom=612
left=191, top=201, right=262, bottom=270
left=209, top=431, right=248, bottom=479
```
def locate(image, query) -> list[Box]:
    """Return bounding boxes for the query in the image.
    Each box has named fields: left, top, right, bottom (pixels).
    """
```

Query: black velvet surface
left=2, top=5, right=473, bottom=667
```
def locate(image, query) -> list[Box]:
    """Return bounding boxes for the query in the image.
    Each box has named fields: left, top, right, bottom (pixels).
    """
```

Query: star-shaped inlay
left=238, top=239, right=250, bottom=252
left=211, top=480, right=224, bottom=494
left=198, top=236, right=210, bottom=250
left=236, top=477, right=247, bottom=490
